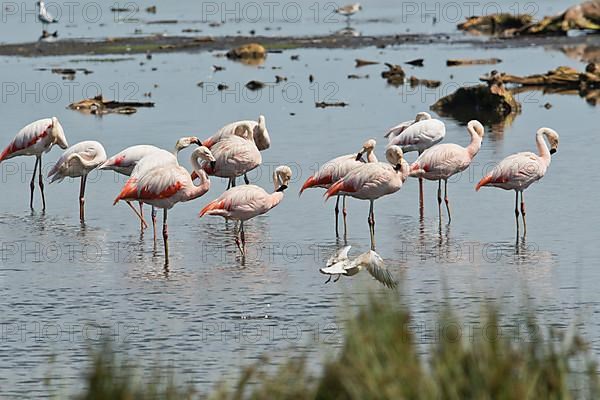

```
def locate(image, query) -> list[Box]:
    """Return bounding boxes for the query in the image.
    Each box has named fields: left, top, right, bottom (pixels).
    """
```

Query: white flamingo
left=320, top=246, right=397, bottom=288
left=199, top=166, right=292, bottom=255
left=48, top=141, right=107, bottom=223
left=299, top=139, right=377, bottom=237
left=476, top=127, right=559, bottom=235
left=113, top=146, right=216, bottom=262
left=325, top=146, right=409, bottom=250
left=204, top=115, right=270, bottom=151
left=410, top=120, right=484, bottom=223
left=0, top=117, right=68, bottom=210
left=385, top=112, right=446, bottom=211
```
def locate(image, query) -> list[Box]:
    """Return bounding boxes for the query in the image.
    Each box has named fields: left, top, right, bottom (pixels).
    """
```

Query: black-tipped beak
left=550, top=148, right=557, bottom=155
left=394, top=163, right=402, bottom=172
left=355, top=152, right=364, bottom=161
left=210, top=160, right=216, bottom=169
left=276, top=184, right=288, bottom=192
left=194, top=138, right=203, bottom=146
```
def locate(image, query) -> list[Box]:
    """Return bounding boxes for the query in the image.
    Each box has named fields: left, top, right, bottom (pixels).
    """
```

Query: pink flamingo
left=47, top=141, right=107, bottom=223
left=325, top=146, right=409, bottom=250
left=410, top=120, right=484, bottom=223
left=199, top=166, right=292, bottom=255
left=200, top=124, right=261, bottom=188
left=113, top=146, right=216, bottom=262
left=0, top=117, right=68, bottom=210
left=476, top=127, right=559, bottom=235
left=385, top=112, right=446, bottom=211
left=100, top=137, right=202, bottom=234
left=204, top=115, right=270, bottom=151
left=299, top=139, right=377, bottom=237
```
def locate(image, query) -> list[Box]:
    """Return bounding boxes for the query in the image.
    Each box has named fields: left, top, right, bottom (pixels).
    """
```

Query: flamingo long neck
left=465, top=126, right=483, bottom=159
left=268, top=191, right=285, bottom=209
left=188, top=154, right=211, bottom=197
left=366, top=149, right=378, bottom=163
left=536, top=131, right=551, bottom=167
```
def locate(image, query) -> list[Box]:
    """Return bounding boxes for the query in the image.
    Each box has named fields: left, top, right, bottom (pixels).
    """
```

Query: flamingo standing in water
left=0, top=117, right=68, bottom=211
left=48, top=141, right=107, bottom=223
left=410, top=120, right=484, bottom=223
left=325, top=146, right=409, bottom=250
left=113, top=146, right=216, bottom=262
left=200, top=124, right=261, bottom=188
left=476, top=127, right=559, bottom=236
left=199, top=165, right=292, bottom=255
left=385, top=112, right=446, bottom=212
left=100, top=137, right=202, bottom=235
left=300, top=139, right=377, bottom=238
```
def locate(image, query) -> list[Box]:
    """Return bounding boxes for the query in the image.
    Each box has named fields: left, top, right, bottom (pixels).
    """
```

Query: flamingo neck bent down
left=185, top=169, right=210, bottom=200
left=465, top=125, right=483, bottom=159
left=536, top=131, right=552, bottom=167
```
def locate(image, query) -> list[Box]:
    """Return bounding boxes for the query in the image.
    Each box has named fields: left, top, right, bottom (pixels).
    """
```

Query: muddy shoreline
left=0, top=33, right=599, bottom=57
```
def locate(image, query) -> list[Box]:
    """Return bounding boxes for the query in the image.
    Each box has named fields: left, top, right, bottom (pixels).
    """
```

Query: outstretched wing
left=326, top=245, right=351, bottom=267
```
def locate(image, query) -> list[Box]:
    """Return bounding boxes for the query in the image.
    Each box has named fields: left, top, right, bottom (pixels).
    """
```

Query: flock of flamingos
left=0, top=113, right=559, bottom=281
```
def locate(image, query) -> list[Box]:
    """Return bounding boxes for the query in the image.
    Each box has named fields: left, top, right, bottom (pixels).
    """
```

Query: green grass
left=67, top=294, right=598, bottom=399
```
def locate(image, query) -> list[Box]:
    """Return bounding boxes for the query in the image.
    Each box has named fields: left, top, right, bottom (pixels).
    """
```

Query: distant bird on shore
left=385, top=112, right=446, bottom=212
left=336, top=3, right=362, bottom=20
left=200, top=166, right=292, bottom=256
left=410, top=120, right=484, bottom=224
left=48, top=141, right=107, bottom=223
left=476, top=128, right=559, bottom=236
left=114, top=147, right=216, bottom=263
left=320, top=246, right=397, bottom=289
left=300, top=139, right=377, bottom=238
left=37, top=1, right=57, bottom=29
left=325, top=146, right=409, bottom=251
left=0, top=117, right=68, bottom=211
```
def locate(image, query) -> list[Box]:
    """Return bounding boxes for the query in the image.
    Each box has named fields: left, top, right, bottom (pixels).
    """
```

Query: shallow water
left=0, top=0, right=580, bottom=43
left=1, top=22, right=599, bottom=397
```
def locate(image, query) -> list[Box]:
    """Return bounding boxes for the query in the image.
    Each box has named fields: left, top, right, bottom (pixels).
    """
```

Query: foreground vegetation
left=72, top=294, right=599, bottom=400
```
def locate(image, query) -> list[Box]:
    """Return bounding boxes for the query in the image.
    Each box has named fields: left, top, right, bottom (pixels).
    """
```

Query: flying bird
left=320, top=246, right=397, bottom=289
left=410, top=120, right=484, bottom=223
left=48, top=141, right=107, bottom=223
left=386, top=112, right=446, bottom=212
left=199, top=166, right=292, bottom=256
left=300, top=139, right=377, bottom=238
left=325, top=146, right=409, bottom=251
left=0, top=117, right=68, bottom=211
left=476, top=127, right=559, bottom=236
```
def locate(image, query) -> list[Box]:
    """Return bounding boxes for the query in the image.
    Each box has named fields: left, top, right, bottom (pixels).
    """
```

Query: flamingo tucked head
left=51, top=117, right=69, bottom=149
left=539, top=127, right=559, bottom=155
left=414, top=111, right=432, bottom=122
left=468, top=120, right=485, bottom=139
left=273, top=165, right=292, bottom=192
left=385, top=145, right=404, bottom=171
left=355, top=138, right=376, bottom=161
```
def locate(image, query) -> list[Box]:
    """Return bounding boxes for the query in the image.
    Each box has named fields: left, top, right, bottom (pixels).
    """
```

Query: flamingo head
left=539, top=127, right=559, bottom=155
left=415, top=111, right=431, bottom=122
left=195, top=146, right=216, bottom=169
left=355, top=138, right=376, bottom=161
left=468, top=120, right=485, bottom=138
left=274, top=165, right=292, bottom=192
left=175, top=136, right=202, bottom=152
left=385, top=145, right=404, bottom=170
left=51, top=117, right=69, bottom=149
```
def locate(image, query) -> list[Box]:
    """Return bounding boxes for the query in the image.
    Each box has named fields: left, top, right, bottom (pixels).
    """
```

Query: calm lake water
left=1, top=2, right=599, bottom=397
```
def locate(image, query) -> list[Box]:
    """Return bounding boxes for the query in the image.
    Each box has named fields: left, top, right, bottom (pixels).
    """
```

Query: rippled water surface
left=1, top=5, right=600, bottom=396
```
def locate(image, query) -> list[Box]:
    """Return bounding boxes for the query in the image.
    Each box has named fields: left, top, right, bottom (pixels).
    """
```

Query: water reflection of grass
left=71, top=293, right=598, bottom=399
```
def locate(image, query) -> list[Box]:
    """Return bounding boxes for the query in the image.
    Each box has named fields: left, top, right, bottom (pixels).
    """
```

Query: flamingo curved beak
left=355, top=151, right=364, bottom=161
left=550, top=148, right=557, bottom=155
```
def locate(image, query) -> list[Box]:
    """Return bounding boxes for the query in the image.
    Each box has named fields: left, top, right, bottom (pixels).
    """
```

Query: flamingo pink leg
left=30, top=156, right=39, bottom=210
left=334, top=195, right=340, bottom=237
left=342, top=195, right=348, bottom=240
left=162, top=209, right=169, bottom=262
left=368, top=199, right=376, bottom=251
left=514, top=190, right=520, bottom=235
left=444, top=179, right=451, bottom=224
left=79, top=174, right=87, bottom=223
left=138, top=201, right=144, bottom=230
left=437, top=180, right=442, bottom=220
left=520, top=191, right=527, bottom=236
left=38, top=155, right=46, bottom=211
left=152, top=207, right=157, bottom=243
left=235, top=221, right=246, bottom=256
left=126, top=201, right=148, bottom=229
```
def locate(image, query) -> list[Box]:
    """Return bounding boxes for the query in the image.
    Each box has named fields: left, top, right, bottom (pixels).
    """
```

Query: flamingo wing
left=477, top=152, right=544, bottom=191
left=0, top=118, right=54, bottom=161
left=101, top=145, right=160, bottom=172
left=389, top=119, right=445, bottom=152
left=200, top=185, right=269, bottom=218
left=326, top=245, right=352, bottom=266
left=48, top=141, right=106, bottom=182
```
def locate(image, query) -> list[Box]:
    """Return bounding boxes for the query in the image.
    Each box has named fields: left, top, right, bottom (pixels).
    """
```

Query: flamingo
left=204, top=115, right=270, bottom=151
left=100, top=137, right=202, bottom=234
left=47, top=141, right=107, bottom=223
left=409, top=120, right=484, bottom=223
left=319, top=246, right=397, bottom=288
left=385, top=112, right=446, bottom=212
left=0, top=117, right=68, bottom=211
left=325, top=146, right=409, bottom=250
left=299, top=139, right=377, bottom=237
left=113, top=146, right=216, bottom=262
left=199, top=165, right=292, bottom=255
left=476, top=127, right=559, bottom=236
left=200, top=125, right=261, bottom=188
